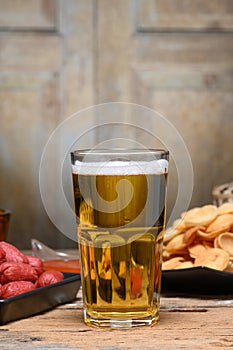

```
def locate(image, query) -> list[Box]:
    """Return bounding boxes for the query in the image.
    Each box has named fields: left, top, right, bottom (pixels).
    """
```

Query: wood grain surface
left=0, top=289, right=232, bottom=350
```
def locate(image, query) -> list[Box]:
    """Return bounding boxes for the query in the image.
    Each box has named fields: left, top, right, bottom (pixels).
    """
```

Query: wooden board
left=1, top=294, right=233, bottom=349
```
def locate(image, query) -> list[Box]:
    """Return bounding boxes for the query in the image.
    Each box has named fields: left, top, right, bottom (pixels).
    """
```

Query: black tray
left=161, top=267, right=233, bottom=297
left=0, top=272, right=81, bottom=325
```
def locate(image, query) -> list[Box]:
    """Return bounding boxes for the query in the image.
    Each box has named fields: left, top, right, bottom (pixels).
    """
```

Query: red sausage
left=36, top=270, right=64, bottom=288
left=0, top=262, right=38, bottom=284
left=0, top=242, right=28, bottom=264
left=1, top=281, right=35, bottom=299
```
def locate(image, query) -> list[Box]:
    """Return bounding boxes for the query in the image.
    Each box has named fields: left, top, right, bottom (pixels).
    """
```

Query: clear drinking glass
left=71, top=149, right=169, bottom=328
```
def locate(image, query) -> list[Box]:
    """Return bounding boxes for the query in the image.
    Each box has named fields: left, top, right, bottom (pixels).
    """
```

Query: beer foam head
left=72, top=159, right=168, bottom=175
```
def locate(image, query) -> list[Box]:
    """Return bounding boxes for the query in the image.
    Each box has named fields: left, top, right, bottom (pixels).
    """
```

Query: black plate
left=161, top=267, right=233, bottom=297
left=0, top=273, right=81, bottom=325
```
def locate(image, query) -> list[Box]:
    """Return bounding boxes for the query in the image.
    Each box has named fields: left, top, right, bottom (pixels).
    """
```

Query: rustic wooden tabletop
left=1, top=288, right=232, bottom=350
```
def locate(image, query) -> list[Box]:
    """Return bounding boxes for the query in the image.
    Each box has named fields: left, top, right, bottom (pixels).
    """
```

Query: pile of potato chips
left=162, top=203, right=233, bottom=272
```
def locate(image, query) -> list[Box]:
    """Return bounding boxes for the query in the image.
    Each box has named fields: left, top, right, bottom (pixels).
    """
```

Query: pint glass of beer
left=71, top=149, right=169, bottom=328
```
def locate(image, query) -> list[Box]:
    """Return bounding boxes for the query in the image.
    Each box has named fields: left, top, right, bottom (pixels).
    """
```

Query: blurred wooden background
left=0, top=0, right=232, bottom=249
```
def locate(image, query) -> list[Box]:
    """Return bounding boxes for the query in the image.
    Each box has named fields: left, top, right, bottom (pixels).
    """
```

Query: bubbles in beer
left=72, top=159, right=168, bottom=175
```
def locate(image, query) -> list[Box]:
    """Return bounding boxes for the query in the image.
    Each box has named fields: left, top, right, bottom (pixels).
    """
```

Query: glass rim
left=71, top=148, right=169, bottom=157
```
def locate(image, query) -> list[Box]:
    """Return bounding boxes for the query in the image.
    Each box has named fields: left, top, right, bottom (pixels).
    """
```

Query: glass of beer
left=71, top=149, right=169, bottom=328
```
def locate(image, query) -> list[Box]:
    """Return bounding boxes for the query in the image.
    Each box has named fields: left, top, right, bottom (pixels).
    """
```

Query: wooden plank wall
left=0, top=0, right=232, bottom=248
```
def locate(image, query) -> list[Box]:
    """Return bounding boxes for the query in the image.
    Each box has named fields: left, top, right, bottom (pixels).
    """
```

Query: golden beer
left=71, top=150, right=168, bottom=328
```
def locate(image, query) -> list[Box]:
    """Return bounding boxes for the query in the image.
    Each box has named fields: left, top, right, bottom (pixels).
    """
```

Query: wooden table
left=1, top=288, right=232, bottom=350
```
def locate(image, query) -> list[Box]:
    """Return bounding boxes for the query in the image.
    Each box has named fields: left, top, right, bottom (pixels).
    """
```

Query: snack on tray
left=163, top=203, right=233, bottom=272
left=0, top=242, right=64, bottom=299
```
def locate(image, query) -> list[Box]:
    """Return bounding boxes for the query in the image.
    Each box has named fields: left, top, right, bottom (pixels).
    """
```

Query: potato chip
left=214, top=236, right=221, bottom=249
left=181, top=207, right=200, bottom=227
left=172, top=218, right=186, bottom=232
left=183, top=205, right=218, bottom=227
left=197, top=228, right=224, bottom=240
left=162, top=204, right=233, bottom=272
left=215, top=232, right=233, bottom=257
left=164, top=218, right=187, bottom=243
left=193, top=248, right=229, bottom=271
left=162, top=256, right=185, bottom=270
left=183, top=226, right=205, bottom=245
left=165, top=233, right=187, bottom=254
left=164, top=229, right=181, bottom=244
left=206, top=214, right=233, bottom=233
left=188, top=242, right=210, bottom=259
left=218, top=202, right=233, bottom=215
